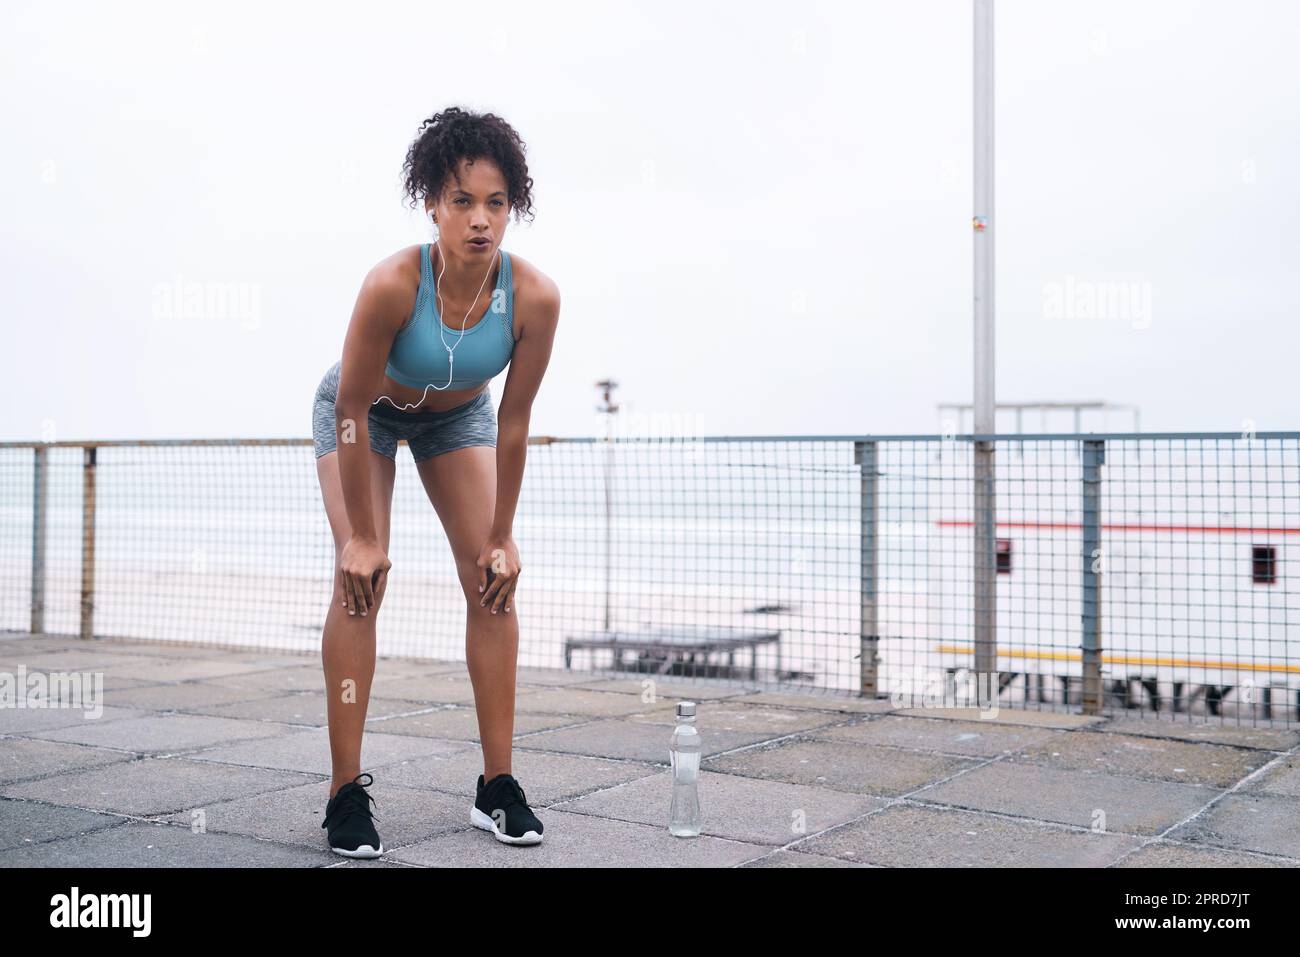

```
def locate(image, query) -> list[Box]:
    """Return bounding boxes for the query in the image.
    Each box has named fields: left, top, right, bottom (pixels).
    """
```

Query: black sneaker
left=321, top=772, right=384, bottom=858
left=471, top=773, right=544, bottom=845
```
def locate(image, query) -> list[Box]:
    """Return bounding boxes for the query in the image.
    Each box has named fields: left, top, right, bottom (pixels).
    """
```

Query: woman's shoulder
left=378, top=243, right=425, bottom=283
left=504, top=250, right=560, bottom=319
left=357, top=243, right=424, bottom=295
left=349, top=245, right=424, bottom=337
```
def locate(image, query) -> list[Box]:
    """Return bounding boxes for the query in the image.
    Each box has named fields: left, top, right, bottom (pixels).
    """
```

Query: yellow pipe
left=934, top=644, right=1300, bottom=674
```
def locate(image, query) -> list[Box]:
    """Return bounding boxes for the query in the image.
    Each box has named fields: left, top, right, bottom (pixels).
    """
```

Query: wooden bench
left=564, top=626, right=782, bottom=681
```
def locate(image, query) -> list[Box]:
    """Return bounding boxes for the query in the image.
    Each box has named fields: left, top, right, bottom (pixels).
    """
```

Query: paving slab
left=1242, top=754, right=1300, bottom=799
left=513, top=687, right=679, bottom=718
left=0, top=797, right=128, bottom=851
left=796, top=802, right=1141, bottom=867
left=0, top=738, right=136, bottom=785
left=1008, top=730, right=1267, bottom=789
left=552, top=768, right=887, bottom=846
left=703, top=739, right=981, bottom=796
left=376, top=748, right=660, bottom=805
left=6, top=671, right=158, bottom=695
left=1166, top=793, right=1300, bottom=858
left=893, top=707, right=1106, bottom=729
left=0, top=651, right=169, bottom=672
left=515, top=668, right=615, bottom=688
left=0, top=636, right=93, bottom=654
left=0, top=663, right=140, bottom=708
left=918, top=761, right=1221, bottom=835
left=183, top=727, right=472, bottom=775
left=1114, top=841, right=1299, bottom=867
left=97, top=675, right=169, bottom=693
left=367, top=704, right=582, bottom=741
left=0, top=820, right=326, bottom=867
left=809, top=714, right=1063, bottom=757
left=519, top=716, right=774, bottom=764
left=739, top=848, right=878, bottom=867
left=41, top=638, right=292, bottom=662
left=331, top=857, right=417, bottom=868
left=627, top=702, right=849, bottom=735
left=18, top=712, right=294, bottom=754
left=206, top=665, right=334, bottom=694
left=102, top=681, right=288, bottom=711
left=356, top=673, right=538, bottom=706
left=159, top=777, right=471, bottom=854
left=741, top=691, right=895, bottom=713
left=0, top=756, right=319, bottom=816
left=1099, top=717, right=1300, bottom=751
left=387, top=807, right=769, bottom=867
left=177, top=691, right=435, bottom=728
left=565, top=677, right=755, bottom=700
left=372, top=658, right=466, bottom=678
left=86, top=656, right=284, bottom=683
left=0, top=705, right=149, bottom=734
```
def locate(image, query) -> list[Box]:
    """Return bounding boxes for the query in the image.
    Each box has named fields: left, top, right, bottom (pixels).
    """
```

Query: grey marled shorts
left=311, top=360, right=496, bottom=463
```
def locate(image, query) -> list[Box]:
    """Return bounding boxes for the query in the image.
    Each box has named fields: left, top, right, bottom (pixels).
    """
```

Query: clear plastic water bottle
left=669, top=701, right=701, bottom=837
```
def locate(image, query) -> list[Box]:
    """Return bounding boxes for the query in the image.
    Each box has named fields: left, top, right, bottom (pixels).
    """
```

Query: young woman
left=311, top=107, right=560, bottom=857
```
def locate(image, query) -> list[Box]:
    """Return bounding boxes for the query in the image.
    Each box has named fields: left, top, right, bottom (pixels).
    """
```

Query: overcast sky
left=2, top=0, right=1296, bottom=444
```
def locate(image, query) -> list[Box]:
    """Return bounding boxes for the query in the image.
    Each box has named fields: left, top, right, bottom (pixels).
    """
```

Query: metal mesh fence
left=1, top=432, right=1296, bottom=725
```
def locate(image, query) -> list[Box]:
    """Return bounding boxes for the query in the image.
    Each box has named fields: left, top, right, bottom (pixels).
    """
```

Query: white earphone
left=371, top=214, right=498, bottom=411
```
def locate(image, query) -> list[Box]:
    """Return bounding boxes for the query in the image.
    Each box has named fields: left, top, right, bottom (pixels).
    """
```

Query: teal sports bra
left=384, top=243, right=515, bottom=391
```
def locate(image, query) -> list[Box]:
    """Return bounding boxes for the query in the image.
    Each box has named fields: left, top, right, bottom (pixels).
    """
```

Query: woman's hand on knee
left=476, top=537, right=520, bottom=615
left=339, top=536, right=391, bottom=617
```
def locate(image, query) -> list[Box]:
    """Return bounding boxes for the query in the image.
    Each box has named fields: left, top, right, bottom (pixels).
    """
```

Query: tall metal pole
left=30, top=446, right=47, bottom=636
left=595, top=380, right=619, bottom=637
left=855, top=440, right=880, bottom=697
left=972, top=0, right=998, bottom=679
left=1080, top=440, right=1105, bottom=715
left=80, top=446, right=97, bottom=640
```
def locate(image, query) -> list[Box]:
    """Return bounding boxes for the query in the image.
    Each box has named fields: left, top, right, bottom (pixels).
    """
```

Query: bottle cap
left=676, top=701, right=696, bottom=717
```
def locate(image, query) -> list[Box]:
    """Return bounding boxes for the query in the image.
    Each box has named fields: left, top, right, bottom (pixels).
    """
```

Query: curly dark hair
left=400, top=107, right=535, bottom=225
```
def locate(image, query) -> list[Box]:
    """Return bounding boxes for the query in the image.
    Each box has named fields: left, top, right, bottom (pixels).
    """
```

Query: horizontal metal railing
left=2, top=431, right=1296, bottom=725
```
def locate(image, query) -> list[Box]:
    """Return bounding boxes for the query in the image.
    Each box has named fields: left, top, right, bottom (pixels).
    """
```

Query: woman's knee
left=452, top=559, right=492, bottom=606
left=331, top=560, right=392, bottom=614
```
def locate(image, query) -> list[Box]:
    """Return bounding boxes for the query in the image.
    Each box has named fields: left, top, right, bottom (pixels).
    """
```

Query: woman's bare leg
left=315, top=448, right=396, bottom=798
left=415, top=445, right=517, bottom=782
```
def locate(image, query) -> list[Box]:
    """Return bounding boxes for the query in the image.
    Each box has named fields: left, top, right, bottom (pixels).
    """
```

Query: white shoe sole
left=329, top=842, right=384, bottom=858
left=471, top=806, right=543, bottom=845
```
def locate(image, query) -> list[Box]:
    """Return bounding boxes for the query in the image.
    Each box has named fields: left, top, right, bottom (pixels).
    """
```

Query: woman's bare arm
left=334, top=253, right=419, bottom=542
left=492, top=273, right=561, bottom=540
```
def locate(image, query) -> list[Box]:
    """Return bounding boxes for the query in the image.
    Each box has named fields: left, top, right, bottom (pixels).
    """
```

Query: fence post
left=1080, top=439, right=1105, bottom=715
left=973, top=439, right=998, bottom=680
left=855, top=440, right=880, bottom=697
left=80, top=446, right=96, bottom=640
left=31, top=445, right=48, bottom=635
